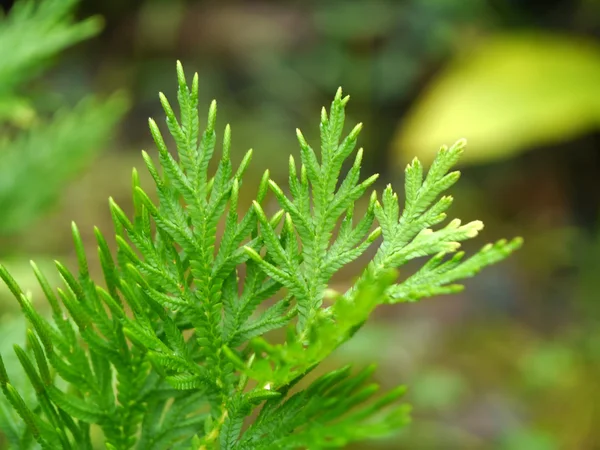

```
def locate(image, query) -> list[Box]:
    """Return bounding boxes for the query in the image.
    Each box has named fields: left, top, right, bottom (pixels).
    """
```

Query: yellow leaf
left=394, top=33, right=600, bottom=166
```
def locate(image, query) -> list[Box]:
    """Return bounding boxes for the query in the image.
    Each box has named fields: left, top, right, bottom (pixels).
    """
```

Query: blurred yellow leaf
left=0, top=95, right=36, bottom=127
left=394, top=33, right=600, bottom=166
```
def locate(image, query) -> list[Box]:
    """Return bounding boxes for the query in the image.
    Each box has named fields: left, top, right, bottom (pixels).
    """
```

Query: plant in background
left=0, top=0, right=126, bottom=446
left=0, top=0, right=127, bottom=234
left=0, top=62, right=521, bottom=449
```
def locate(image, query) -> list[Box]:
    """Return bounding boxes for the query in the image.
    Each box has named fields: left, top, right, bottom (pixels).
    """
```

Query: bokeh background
left=1, top=0, right=600, bottom=449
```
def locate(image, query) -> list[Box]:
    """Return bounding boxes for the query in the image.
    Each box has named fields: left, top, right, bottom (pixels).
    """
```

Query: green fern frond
left=0, top=0, right=101, bottom=92
left=0, top=0, right=128, bottom=234
left=0, top=61, right=521, bottom=449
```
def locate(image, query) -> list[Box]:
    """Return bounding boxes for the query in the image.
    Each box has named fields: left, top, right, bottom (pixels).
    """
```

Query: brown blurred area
left=2, top=0, right=600, bottom=448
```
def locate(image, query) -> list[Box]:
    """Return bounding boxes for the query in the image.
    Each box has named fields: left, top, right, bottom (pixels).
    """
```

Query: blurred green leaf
left=395, top=33, right=600, bottom=165
left=0, top=0, right=130, bottom=237
left=0, top=96, right=35, bottom=128
left=0, top=94, right=128, bottom=234
left=0, top=0, right=102, bottom=93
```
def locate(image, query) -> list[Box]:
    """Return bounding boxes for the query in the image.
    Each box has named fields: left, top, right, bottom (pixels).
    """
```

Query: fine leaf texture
left=0, top=61, right=521, bottom=449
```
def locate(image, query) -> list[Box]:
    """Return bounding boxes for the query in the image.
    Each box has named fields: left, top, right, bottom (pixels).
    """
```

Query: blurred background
left=1, top=0, right=600, bottom=449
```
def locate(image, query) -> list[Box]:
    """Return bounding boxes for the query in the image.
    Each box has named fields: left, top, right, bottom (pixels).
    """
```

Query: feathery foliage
left=0, top=62, right=521, bottom=449
left=0, top=0, right=101, bottom=98
left=0, top=0, right=127, bottom=233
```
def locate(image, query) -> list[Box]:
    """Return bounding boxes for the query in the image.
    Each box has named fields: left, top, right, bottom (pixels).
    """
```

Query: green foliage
left=0, top=62, right=520, bottom=449
left=0, top=96, right=127, bottom=234
left=0, top=0, right=127, bottom=234
left=0, top=0, right=102, bottom=125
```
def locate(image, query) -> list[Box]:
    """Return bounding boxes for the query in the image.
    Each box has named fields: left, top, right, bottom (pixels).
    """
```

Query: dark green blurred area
left=2, top=0, right=600, bottom=448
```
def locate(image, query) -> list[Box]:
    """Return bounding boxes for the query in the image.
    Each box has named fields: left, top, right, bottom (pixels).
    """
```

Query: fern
left=0, top=62, right=521, bottom=449
left=0, top=0, right=127, bottom=234
left=0, top=0, right=101, bottom=95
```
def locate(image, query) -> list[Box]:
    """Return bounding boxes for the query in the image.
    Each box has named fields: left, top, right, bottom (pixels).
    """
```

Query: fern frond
left=0, top=62, right=520, bottom=449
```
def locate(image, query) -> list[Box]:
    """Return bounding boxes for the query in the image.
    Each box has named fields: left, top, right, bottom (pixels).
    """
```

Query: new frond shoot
left=0, top=62, right=521, bottom=449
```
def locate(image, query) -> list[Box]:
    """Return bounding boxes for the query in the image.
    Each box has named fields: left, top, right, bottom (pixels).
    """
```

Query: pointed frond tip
left=405, top=138, right=467, bottom=171
left=176, top=59, right=185, bottom=85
